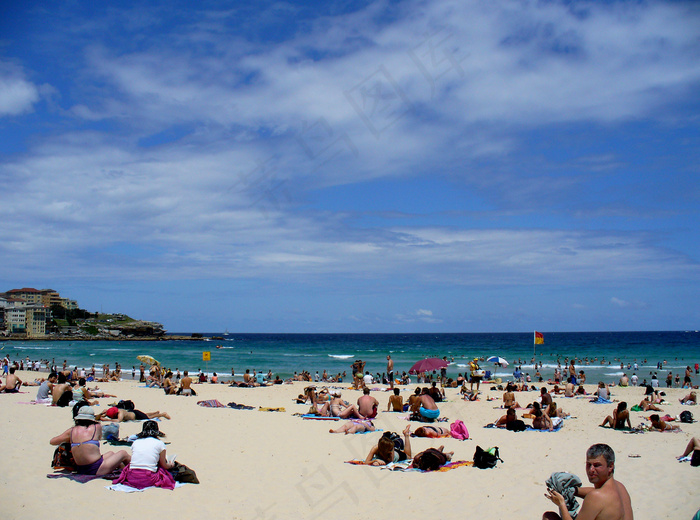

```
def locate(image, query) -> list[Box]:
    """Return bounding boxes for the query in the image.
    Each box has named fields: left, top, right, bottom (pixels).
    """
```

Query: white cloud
left=610, top=297, right=648, bottom=309
left=0, top=63, right=40, bottom=116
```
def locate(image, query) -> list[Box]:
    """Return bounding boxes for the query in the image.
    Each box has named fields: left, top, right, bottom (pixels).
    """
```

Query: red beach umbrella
left=408, top=357, right=449, bottom=374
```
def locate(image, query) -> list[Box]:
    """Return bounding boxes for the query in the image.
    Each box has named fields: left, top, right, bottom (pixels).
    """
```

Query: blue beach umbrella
left=486, top=356, right=508, bottom=368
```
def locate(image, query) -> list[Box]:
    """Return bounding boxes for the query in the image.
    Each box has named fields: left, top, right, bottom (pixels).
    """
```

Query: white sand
left=1, top=371, right=699, bottom=519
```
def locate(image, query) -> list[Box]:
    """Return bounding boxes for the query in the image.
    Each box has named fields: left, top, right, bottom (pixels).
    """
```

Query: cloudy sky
left=1, top=0, right=698, bottom=332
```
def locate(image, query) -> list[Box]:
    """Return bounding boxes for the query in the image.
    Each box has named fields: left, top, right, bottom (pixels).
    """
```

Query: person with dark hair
left=112, top=421, right=176, bottom=489
left=600, top=402, right=631, bottom=430
left=544, top=443, right=632, bottom=520
left=532, top=408, right=554, bottom=431
left=364, top=426, right=413, bottom=466
left=72, top=378, right=99, bottom=405
left=677, top=437, right=700, bottom=467
left=411, top=445, right=453, bottom=471
left=357, top=387, right=379, bottom=419
left=3, top=367, right=22, bottom=393
left=52, top=372, right=72, bottom=406
left=649, top=414, right=680, bottom=432
left=416, top=387, right=440, bottom=421
left=36, top=372, right=57, bottom=402
left=387, top=388, right=403, bottom=412
left=503, top=383, right=522, bottom=409
left=50, top=406, right=130, bottom=475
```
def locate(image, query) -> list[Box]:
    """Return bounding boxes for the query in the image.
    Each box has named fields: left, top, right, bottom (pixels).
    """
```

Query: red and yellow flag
left=534, top=331, right=544, bottom=345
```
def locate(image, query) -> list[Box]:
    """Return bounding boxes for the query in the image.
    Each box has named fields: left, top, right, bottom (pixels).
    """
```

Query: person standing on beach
left=387, top=355, right=394, bottom=389
left=544, top=443, right=633, bottom=520
left=568, top=360, right=576, bottom=384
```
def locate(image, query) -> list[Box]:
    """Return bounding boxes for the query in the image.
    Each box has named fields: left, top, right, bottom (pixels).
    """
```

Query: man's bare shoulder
left=578, top=479, right=632, bottom=520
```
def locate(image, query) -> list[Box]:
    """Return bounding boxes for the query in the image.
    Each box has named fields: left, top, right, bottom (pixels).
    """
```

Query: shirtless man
left=544, top=443, right=633, bottom=520
left=417, top=387, right=440, bottom=421
left=177, top=370, right=197, bottom=396
left=540, top=387, right=553, bottom=408
left=387, top=355, right=394, bottom=389
left=52, top=372, right=72, bottom=404
left=565, top=380, right=575, bottom=397
left=357, top=388, right=379, bottom=418
left=387, top=388, right=403, bottom=412
left=4, top=367, right=23, bottom=392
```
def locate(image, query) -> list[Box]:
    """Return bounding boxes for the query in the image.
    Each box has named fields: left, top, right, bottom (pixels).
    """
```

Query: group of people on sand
left=50, top=405, right=177, bottom=489
left=491, top=385, right=568, bottom=431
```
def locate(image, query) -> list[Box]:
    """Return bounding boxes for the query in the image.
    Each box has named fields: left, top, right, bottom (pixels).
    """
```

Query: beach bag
left=691, top=450, right=700, bottom=467
left=116, top=399, right=135, bottom=411
left=56, top=388, right=73, bottom=407
left=169, top=461, right=200, bottom=484
left=680, top=411, right=694, bottom=423
left=102, top=423, right=120, bottom=441
left=384, top=431, right=404, bottom=451
left=450, top=420, right=469, bottom=440
left=506, top=419, right=527, bottom=432
left=473, top=446, right=502, bottom=469
left=51, top=442, right=76, bottom=471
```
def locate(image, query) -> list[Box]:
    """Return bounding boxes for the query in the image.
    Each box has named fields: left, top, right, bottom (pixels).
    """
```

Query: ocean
left=3, top=331, right=699, bottom=385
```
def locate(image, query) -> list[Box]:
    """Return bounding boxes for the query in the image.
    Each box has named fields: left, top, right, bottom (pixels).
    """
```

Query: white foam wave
left=328, top=354, right=353, bottom=359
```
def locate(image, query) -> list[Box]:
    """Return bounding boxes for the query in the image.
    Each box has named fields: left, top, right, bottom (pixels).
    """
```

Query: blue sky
left=1, top=0, right=698, bottom=333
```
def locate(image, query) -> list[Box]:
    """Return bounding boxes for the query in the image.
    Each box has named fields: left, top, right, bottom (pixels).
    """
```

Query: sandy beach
left=1, top=371, right=698, bottom=519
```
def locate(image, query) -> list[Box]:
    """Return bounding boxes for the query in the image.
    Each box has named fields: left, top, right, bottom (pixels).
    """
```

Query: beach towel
left=526, top=421, right=564, bottom=432
left=301, top=414, right=341, bottom=420
left=197, top=399, right=226, bottom=408
left=591, top=397, right=612, bottom=404
left=107, top=482, right=187, bottom=492
left=630, top=405, right=643, bottom=412
left=547, top=472, right=582, bottom=518
left=259, top=406, right=285, bottom=412
left=344, top=460, right=472, bottom=472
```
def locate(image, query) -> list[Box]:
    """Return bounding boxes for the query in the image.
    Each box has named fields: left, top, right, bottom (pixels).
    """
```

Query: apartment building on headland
left=0, top=288, right=78, bottom=338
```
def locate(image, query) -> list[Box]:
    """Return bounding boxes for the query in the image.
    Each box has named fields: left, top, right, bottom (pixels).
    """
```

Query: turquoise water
left=3, top=331, right=699, bottom=384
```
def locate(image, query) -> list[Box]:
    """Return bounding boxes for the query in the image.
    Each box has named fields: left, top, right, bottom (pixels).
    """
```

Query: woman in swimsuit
left=329, top=418, right=375, bottom=434
left=50, top=406, right=130, bottom=475
left=413, top=425, right=450, bottom=438
left=365, top=425, right=413, bottom=466
left=320, top=391, right=363, bottom=419
left=600, top=401, right=631, bottom=429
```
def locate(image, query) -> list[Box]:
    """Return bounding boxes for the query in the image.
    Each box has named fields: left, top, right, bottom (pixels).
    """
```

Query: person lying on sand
left=410, top=445, right=454, bottom=471
left=600, top=402, right=631, bottom=430
left=494, top=408, right=518, bottom=428
left=413, top=425, right=451, bottom=438
left=329, top=418, right=375, bottom=434
left=639, top=398, right=662, bottom=412
left=679, top=391, right=697, bottom=405
left=365, top=426, right=412, bottom=466
left=649, top=414, right=680, bottom=432
left=97, top=406, right=170, bottom=423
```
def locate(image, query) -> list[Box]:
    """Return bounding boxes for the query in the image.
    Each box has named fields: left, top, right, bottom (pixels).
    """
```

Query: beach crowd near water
left=1, top=349, right=699, bottom=520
